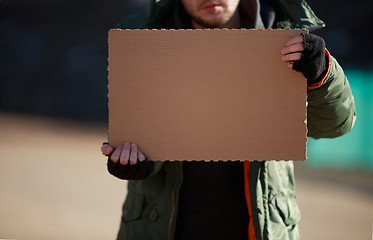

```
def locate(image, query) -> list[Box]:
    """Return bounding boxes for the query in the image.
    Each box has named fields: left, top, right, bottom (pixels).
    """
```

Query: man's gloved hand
left=101, top=142, right=154, bottom=180
left=281, top=33, right=328, bottom=86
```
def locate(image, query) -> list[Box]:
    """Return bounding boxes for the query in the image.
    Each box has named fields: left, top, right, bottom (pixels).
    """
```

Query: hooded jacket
left=114, top=1, right=356, bottom=239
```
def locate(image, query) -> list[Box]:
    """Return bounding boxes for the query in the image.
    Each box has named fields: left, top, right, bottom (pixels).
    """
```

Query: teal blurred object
left=307, top=69, right=373, bottom=170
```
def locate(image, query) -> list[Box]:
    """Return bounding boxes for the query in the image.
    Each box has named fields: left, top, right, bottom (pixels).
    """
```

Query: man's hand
left=280, top=34, right=304, bottom=69
left=281, top=33, right=328, bottom=84
left=101, top=142, right=154, bottom=180
left=101, top=142, right=146, bottom=165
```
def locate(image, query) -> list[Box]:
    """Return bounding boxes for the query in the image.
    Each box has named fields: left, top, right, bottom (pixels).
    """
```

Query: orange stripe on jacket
left=243, top=161, right=256, bottom=240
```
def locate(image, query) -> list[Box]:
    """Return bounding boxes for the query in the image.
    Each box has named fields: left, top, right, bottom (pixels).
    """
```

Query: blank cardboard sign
left=108, top=29, right=308, bottom=161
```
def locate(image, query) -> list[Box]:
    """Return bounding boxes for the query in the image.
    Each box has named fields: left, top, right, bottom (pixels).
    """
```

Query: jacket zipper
left=168, top=163, right=180, bottom=240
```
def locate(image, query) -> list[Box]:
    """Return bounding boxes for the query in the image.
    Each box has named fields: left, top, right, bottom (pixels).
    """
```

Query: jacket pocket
left=122, top=192, right=144, bottom=222
left=270, top=194, right=301, bottom=227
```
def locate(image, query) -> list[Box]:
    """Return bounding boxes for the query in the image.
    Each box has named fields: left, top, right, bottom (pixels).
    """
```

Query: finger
left=110, top=145, right=122, bottom=163
left=138, top=149, right=146, bottom=162
left=281, top=42, right=304, bottom=55
left=285, top=35, right=304, bottom=47
left=119, top=142, right=131, bottom=165
left=129, top=143, right=138, bottom=165
left=101, top=144, right=113, bottom=156
left=287, top=62, right=294, bottom=69
left=281, top=52, right=302, bottom=62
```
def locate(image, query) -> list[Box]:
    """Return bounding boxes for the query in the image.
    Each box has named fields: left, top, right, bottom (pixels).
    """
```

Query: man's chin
left=193, top=17, right=227, bottom=28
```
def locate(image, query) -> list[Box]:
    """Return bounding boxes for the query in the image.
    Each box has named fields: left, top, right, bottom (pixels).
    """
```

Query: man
left=101, top=0, right=356, bottom=239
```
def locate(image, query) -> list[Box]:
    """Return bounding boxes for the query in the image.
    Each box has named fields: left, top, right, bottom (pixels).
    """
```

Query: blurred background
left=0, top=0, right=372, bottom=239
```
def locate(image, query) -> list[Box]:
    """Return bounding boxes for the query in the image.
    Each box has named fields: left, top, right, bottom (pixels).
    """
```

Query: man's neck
left=192, top=9, right=242, bottom=29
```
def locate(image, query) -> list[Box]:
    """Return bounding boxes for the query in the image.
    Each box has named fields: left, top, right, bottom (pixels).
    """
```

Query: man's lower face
left=181, top=0, right=240, bottom=28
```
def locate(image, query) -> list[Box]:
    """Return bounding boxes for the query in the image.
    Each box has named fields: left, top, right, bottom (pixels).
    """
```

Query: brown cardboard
left=108, top=29, right=308, bottom=161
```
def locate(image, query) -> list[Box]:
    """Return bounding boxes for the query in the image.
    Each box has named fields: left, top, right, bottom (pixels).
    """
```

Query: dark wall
left=306, top=0, right=373, bottom=68
left=1, top=0, right=371, bottom=122
left=0, top=0, right=147, bottom=122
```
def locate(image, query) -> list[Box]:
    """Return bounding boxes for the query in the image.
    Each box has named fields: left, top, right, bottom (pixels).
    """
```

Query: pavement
left=0, top=112, right=372, bottom=240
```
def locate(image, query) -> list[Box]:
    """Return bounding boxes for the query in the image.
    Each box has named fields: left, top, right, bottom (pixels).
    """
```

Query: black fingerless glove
left=107, top=157, right=154, bottom=180
left=293, top=33, right=328, bottom=86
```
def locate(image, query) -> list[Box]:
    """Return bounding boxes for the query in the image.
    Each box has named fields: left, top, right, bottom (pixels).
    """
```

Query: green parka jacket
left=114, top=1, right=356, bottom=239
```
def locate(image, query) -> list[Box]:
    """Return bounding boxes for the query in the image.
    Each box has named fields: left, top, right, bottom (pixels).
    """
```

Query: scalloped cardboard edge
left=108, top=29, right=308, bottom=161
left=111, top=27, right=308, bottom=31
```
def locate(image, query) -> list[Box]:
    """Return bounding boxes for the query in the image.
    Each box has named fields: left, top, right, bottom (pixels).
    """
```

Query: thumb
left=101, top=143, right=114, bottom=156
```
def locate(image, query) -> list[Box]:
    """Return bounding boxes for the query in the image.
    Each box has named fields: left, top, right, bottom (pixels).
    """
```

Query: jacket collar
left=148, top=0, right=324, bottom=31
